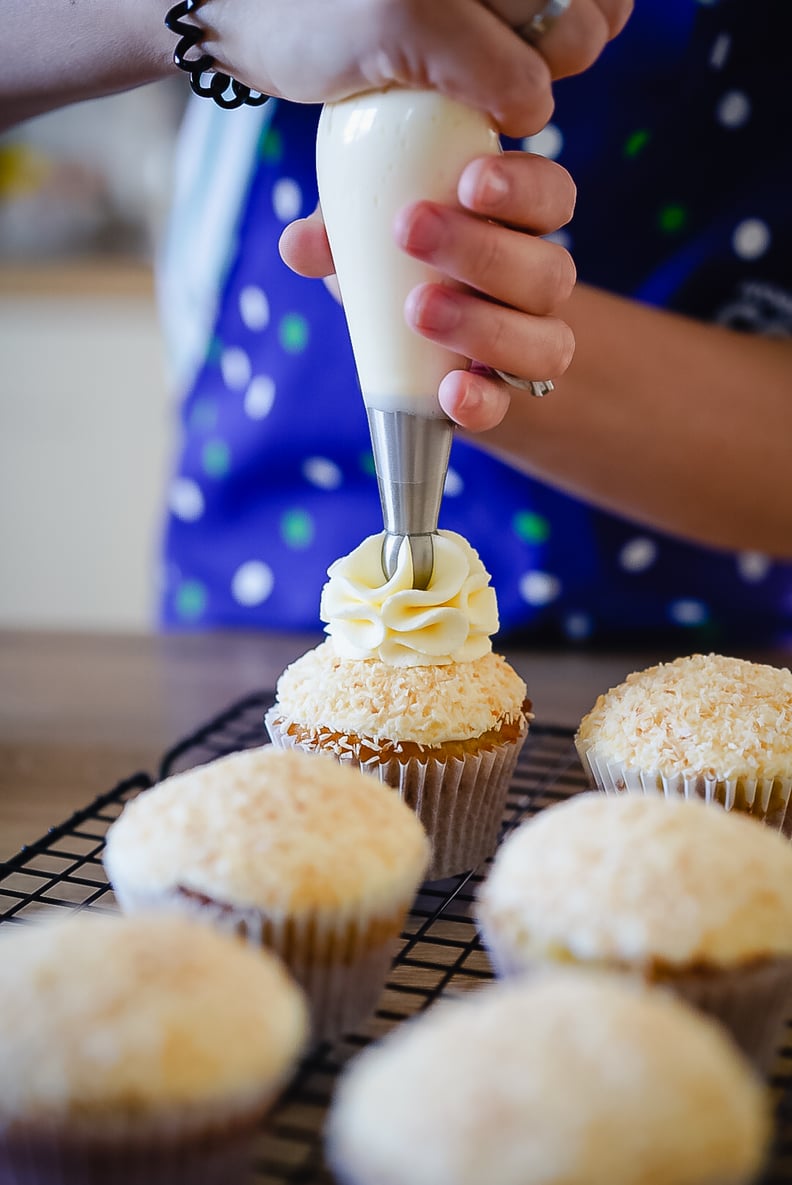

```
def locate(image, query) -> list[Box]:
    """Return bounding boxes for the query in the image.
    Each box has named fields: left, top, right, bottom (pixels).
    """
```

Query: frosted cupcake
left=575, top=653, right=792, bottom=834
left=0, top=912, right=307, bottom=1185
left=266, top=529, right=531, bottom=879
left=327, top=972, right=769, bottom=1185
left=104, top=746, right=429, bottom=1042
left=477, top=792, right=792, bottom=1070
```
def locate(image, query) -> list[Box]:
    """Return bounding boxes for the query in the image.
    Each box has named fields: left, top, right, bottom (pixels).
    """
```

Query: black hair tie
left=164, top=0, right=270, bottom=109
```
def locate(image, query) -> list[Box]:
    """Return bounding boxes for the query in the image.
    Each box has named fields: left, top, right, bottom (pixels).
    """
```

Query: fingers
left=458, top=151, right=577, bottom=233
left=438, top=369, right=514, bottom=432
left=405, top=282, right=574, bottom=381
left=278, top=206, right=333, bottom=277
left=372, top=0, right=555, bottom=137
left=483, top=0, right=633, bottom=80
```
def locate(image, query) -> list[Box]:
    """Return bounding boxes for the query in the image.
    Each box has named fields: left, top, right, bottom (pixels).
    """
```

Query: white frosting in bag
left=320, top=530, right=498, bottom=667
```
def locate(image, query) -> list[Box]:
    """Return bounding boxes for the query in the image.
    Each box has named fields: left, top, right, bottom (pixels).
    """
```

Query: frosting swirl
left=319, top=530, right=498, bottom=666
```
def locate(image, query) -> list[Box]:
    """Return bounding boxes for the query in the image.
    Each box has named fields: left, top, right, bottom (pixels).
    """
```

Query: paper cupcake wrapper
left=575, top=740, right=792, bottom=837
left=265, top=710, right=529, bottom=880
left=0, top=1097, right=266, bottom=1185
left=112, top=883, right=407, bottom=1045
left=481, top=939, right=792, bottom=1074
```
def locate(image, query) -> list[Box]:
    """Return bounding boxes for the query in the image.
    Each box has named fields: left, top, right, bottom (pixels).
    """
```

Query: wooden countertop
left=1, top=630, right=787, bottom=862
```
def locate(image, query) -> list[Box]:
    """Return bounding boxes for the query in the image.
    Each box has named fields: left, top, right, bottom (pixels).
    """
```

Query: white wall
left=0, top=283, right=173, bottom=630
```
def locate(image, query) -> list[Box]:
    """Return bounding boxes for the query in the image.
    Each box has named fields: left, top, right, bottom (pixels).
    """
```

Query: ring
left=515, top=0, right=571, bottom=42
left=494, top=371, right=555, bottom=397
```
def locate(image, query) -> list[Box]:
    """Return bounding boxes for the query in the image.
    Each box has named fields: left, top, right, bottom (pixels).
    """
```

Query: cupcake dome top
left=0, top=913, right=307, bottom=1122
left=104, top=746, right=429, bottom=916
left=327, top=973, right=768, bottom=1185
left=273, top=639, right=528, bottom=746
left=478, top=792, right=792, bottom=968
left=576, top=653, right=792, bottom=779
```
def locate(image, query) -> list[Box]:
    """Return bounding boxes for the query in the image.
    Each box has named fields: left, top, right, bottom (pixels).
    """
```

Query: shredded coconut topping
left=478, top=792, right=792, bottom=968
left=327, top=974, right=768, bottom=1185
left=273, top=640, right=528, bottom=746
left=576, top=653, right=792, bottom=778
left=0, top=913, right=307, bottom=1121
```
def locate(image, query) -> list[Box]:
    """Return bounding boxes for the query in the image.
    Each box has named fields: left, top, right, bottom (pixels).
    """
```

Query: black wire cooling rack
left=1, top=692, right=791, bottom=1184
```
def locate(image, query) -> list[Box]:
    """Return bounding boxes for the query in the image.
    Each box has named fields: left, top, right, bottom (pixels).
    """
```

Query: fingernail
left=460, top=161, right=509, bottom=210
left=399, top=204, right=445, bottom=255
left=411, top=286, right=461, bottom=333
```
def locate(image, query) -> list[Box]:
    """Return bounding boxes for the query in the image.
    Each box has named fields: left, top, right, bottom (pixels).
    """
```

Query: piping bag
left=315, top=89, right=501, bottom=589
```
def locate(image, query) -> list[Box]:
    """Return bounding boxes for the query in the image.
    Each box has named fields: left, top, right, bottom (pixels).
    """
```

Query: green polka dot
left=202, top=439, right=231, bottom=478
left=359, top=450, right=377, bottom=478
left=189, top=398, right=218, bottom=432
left=513, top=511, right=551, bottom=545
left=259, top=125, right=283, bottom=164
left=279, top=313, right=310, bottom=354
left=281, top=508, right=314, bottom=548
left=175, top=580, right=207, bottom=620
left=205, top=335, right=223, bottom=365
left=624, top=129, right=650, bottom=158
left=658, top=204, right=688, bottom=233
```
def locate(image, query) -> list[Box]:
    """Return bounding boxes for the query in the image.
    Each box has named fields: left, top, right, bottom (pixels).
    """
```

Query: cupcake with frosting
left=477, top=792, right=792, bottom=1070
left=104, top=746, right=429, bottom=1042
left=575, top=653, right=792, bottom=834
left=0, top=912, right=307, bottom=1185
left=326, top=972, right=769, bottom=1185
left=265, top=529, right=532, bottom=879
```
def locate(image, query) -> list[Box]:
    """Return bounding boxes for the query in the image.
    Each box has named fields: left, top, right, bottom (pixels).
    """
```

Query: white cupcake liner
left=265, top=710, right=528, bottom=880
left=0, top=1096, right=267, bottom=1185
left=112, top=884, right=406, bottom=1044
left=575, top=740, right=792, bottom=837
left=480, top=939, right=792, bottom=1074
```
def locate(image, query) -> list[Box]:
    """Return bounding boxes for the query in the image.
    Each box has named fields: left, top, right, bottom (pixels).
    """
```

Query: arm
left=2, top=0, right=630, bottom=135
left=474, top=285, right=792, bottom=558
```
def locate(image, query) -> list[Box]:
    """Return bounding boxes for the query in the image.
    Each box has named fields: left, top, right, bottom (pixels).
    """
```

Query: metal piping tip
left=366, top=408, right=454, bottom=590
left=382, top=531, right=435, bottom=590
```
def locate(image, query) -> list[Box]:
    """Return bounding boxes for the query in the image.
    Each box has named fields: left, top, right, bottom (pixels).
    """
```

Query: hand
left=199, top=0, right=632, bottom=138
left=280, top=152, right=576, bottom=432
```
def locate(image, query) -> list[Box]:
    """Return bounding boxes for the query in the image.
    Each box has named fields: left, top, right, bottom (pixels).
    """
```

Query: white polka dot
left=273, top=178, right=303, bottom=222
left=737, top=551, right=771, bottom=582
left=244, top=375, right=276, bottom=419
left=168, top=477, right=204, bottom=522
left=709, top=32, right=731, bottom=69
left=669, top=599, right=708, bottom=626
left=444, top=467, right=463, bottom=497
left=565, top=612, right=592, bottom=641
left=522, top=123, right=563, bottom=160
left=519, top=570, right=561, bottom=606
left=232, top=560, right=274, bottom=607
left=239, top=285, right=270, bottom=331
left=732, top=218, right=771, bottom=260
left=717, top=90, right=751, bottom=129
left=302, top=456, right=343, bottom=490
left=221, top=347, right=252, bottom=390
left=619, top=537, right=658, bottom=573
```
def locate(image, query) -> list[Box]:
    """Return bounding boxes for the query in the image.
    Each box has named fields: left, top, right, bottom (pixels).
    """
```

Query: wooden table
left=1, top=630, right=788, bottom=862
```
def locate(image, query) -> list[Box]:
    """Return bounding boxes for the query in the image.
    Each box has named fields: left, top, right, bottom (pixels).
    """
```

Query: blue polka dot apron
left=161, top=0, right=792, bottom=646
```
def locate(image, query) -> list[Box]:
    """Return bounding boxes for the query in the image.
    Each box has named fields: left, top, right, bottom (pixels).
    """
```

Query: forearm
left=475, top=284, right=792, bottom=557
left=2, top=0, right=174, bottom=130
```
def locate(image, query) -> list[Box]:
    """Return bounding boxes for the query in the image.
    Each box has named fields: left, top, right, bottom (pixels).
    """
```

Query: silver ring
left=494, top=371, right=554, bottom=397
left=515, top=0, right=571, bottom=42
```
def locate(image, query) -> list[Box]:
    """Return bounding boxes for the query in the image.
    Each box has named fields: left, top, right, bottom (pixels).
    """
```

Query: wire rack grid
left=1, top=692, right=790, bottom=1184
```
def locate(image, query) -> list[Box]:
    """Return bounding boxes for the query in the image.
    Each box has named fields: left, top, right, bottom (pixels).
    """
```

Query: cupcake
left=575, top=653, right=792, bottom=834
left=104, top=746, right=429, bottom=1042
left=477, top=792, right=792, bottom=1070
left=326, top=972, right=770, bottom=1185
left=265, top=529, right=532, bottom=879
left=0, top=912, right=307, bottom=1185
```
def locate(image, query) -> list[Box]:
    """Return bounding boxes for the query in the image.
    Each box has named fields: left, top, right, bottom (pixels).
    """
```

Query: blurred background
left=0, top=81, right=184, bottom=631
